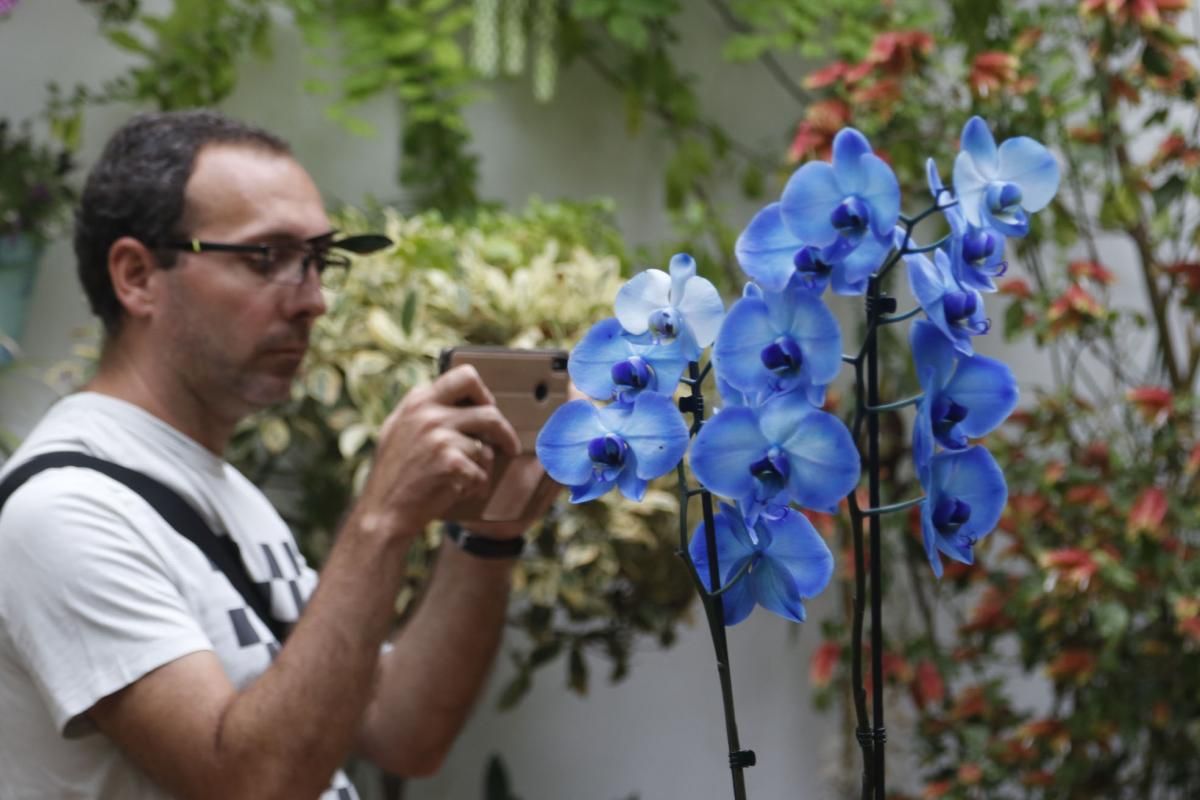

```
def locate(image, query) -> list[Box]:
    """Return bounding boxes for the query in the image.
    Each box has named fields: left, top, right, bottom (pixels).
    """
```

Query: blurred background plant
left=11, top=0, right=1200, bottom=795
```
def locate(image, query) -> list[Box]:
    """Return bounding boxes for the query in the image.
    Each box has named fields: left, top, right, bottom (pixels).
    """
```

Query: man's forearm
left=211, top=511, right=415, bottom=797
left=358, top=538, right=514, bottom=775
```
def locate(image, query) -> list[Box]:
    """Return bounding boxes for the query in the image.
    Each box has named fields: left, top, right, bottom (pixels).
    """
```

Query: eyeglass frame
left=153, top=230, right=356, bottom=286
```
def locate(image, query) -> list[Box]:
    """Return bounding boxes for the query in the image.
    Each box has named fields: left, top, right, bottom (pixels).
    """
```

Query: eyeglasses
left=155, top=232, right=392, bottom=286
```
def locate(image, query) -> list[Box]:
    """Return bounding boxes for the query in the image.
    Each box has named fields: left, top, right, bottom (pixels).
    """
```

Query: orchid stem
left=674, top=361, right=752, bottom=800
left=861, top=495, right=925, bottom=516
left=880, top=306, right=922, bottom=325
left=866, top=393, right=923, bottom=413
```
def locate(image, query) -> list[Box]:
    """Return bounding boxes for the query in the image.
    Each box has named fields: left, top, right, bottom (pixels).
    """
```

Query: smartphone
left=437, top=346, right=569, bottom=522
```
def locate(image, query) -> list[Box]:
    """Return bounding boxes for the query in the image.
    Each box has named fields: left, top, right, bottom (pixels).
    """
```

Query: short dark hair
left=74, top=109, right=291, bottom=334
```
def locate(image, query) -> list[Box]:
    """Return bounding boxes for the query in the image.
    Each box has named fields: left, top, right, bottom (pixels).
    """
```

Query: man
left=0, top=110, right=551, bottom=799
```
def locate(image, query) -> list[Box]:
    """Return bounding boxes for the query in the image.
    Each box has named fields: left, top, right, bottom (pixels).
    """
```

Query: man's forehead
left=182, top=143, right=329, bottom=239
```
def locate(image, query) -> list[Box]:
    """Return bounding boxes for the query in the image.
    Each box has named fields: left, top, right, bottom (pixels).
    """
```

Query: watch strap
left=443, top=521, right=525, bottom=559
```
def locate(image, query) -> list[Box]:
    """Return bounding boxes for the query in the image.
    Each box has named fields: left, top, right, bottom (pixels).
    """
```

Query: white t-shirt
left=0, top=392, right=358, bottom=799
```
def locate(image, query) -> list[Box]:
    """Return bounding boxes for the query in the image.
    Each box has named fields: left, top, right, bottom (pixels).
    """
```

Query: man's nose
left=285, top=261, right=327, bottom=319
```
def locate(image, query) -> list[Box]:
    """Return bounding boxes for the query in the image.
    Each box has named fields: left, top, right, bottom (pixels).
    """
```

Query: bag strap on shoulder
left=0, top=451, right=288, bottom=643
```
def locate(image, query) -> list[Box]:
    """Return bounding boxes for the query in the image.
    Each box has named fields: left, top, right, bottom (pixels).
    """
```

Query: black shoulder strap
left=0, top=451, right=288, bottom=643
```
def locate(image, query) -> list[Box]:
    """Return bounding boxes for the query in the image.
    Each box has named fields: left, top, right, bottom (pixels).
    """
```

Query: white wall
left=1, top=3, right=1145, bottom=799
left=0, top=3, right=852, bottom=799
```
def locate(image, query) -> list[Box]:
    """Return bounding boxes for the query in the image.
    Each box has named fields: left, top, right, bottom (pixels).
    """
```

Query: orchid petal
left=689, top=506, right=757, bottom=625
left=602, top=392, right=690, bottom=479
left=781, top=161, right=842, bottom=247
left=712, top=294, right=776, bottom=394
left=960, top=116, right=998, bottom=174
left=760, top=395, right=860, bottom=512
left=536, top=400, right=607, bottom=486
left=856, top=154, right=901, bottom=238
left=910, top=320, right=958, bottom=391
left=676, top=273, right=726, bottom=349
left=932, top=446, right=1007, bottom=543
left=952, top=152, right=989, bottom=228
left=997, top=137, right=1060, bottom=213
left=831, top=128, right=873, bottom=184
left=568, top=318, right=631, bottom=401
left=668, top=253, right=697, bottom=304
left=735, top=203, right=802, bottom=292
left=614, top=269, right=670, bottom=335
left=946, top=356, right=1019, bottom=439
left=690, top=407, right=769, bottom=501
left=758, top=510, right=835, bottom=598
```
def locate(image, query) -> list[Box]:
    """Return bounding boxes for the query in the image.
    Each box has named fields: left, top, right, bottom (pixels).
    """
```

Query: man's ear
left=108, top=237, right=163, bottom=321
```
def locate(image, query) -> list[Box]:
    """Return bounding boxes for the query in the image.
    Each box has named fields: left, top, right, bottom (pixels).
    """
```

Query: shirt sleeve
left=0, top=468, right=213, bottom=736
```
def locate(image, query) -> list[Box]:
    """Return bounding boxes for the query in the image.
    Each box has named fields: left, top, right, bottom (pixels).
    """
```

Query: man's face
left=158, top=144, right=330, bottom=417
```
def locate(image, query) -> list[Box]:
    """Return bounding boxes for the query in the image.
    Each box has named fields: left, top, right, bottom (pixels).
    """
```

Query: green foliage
left=289, top=0, right=481, bottom=215
left=226, top=199, right=695, bottom=704
left=92, top=0, right=273, bottom=108
left=788, top=1, right=1200, bottom=797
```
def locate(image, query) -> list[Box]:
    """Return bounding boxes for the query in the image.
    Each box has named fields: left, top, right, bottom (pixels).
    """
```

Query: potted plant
left=0, top=96, right=80, bottom=342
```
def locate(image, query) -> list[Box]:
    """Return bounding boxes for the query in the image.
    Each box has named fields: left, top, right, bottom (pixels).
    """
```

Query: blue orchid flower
left=536, top=392, right=690, bottom=503
left=733, top=202, right=874, bottom=296
left=910, top=320, right=1018, bottom=469
left=712, top=282, right=842, bottom=407
left=917, top=445, right=1007, bottom=578
left=689, top=503, right=834, bottom=625
left=775, top=128, right=900, bottom=293
left=689, top=391, right=860, bottom=524
left=906, top=248, right=990, bottom=356
left=614, top=253, right=725, bottom=361
left=568, top=317, right=688, bottom=404
left=952, top=116, right=1060, bottom=238
left=927, top=158, right=1007, bottom=293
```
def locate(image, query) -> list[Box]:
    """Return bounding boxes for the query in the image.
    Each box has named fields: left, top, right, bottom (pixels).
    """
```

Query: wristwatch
left=443, top=521, right=525, bottom=559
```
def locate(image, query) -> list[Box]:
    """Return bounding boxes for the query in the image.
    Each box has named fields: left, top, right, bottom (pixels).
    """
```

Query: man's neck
left=86, top=339, right=238, bottom=456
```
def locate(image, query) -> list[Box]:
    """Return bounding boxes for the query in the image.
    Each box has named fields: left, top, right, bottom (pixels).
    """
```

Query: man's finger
left=430, top=364, right=495, bottom=408
left=450, top=405, right=521, bottom=457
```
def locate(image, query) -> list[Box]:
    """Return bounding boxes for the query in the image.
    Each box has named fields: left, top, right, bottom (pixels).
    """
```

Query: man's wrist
left=442, top=522, right=525, bottom=560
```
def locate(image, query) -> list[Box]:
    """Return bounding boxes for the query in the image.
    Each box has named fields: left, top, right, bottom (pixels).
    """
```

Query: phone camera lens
left=534, top=382, right=548, bottom=402
left=552, top=357, right=568, bottom=371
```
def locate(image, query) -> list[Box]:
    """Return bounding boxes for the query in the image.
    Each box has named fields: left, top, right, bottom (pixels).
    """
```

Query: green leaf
left=1095, top=601, right=1130, bottom=642
left=567, top=645, right=589, bottom=694
left=400, top=289, right=419, bottom=335
left=105, top=29, right=151, bottom=55
left=609, top=14, right=648, bottom=50
left=496, top=670, right=532, bottom=711
left=1152, top=175, right=1185, bottom=213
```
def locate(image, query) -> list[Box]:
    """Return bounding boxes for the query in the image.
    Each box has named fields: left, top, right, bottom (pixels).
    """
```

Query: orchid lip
left=587, top=433, right=628, bottom=469
left=611, top=356, right=654, bottom=390
left=933, top=396, right=969, bottom=429
left=648, top=307, right=681, bottom=341
left=793, top=246, right=832, bottom=275
left=943, top=290, right=979, bottom=324
left=986, top=181, right=1023, bottom=213
left=830, top=196, right=870, bottom=235
left=962, top=230, right=996, bottom=264
left=750, top=447, right=791, bottom=497
left=760, top=335, right=804, bottom=374
left=932, top=496, right=972, bottom=534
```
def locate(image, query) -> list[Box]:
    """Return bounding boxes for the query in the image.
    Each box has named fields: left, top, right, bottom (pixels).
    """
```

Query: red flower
left=803, top=61, right=850, bottom=90
left=1048, top=284, right=1105, bottom=334
left=1068, top=260, right=1116, bottom=285
left=922, top=781, right=953, bottom=799
left=1163, top=261, right=1200, bottom=293
left=1046, top=648, right=1096, bottom=682
left=787, top=99, right=851, bottom=163
left=1039, top=547, right=1099, bottom=588
left=1128, top=487, right=1168, bottom=538
left=866, top=30, right=934, bottom=74
left=998, top=276, right=1033, bottom=299
left=912, top=660, right=945, bottom=709
left=970, top=51, right=1020, bottom=97
left=957, top=763, right=984, bottom=785
left=1126, top=386, right=1173, bottom=424
left=951, top=685, right=987, bottom=720
left=962, top=585, right=1013, bottom=633
left=810, top=641, right=840, bottom=688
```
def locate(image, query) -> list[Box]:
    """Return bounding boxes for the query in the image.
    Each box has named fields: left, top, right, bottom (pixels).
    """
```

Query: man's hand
left=353, top=365, right=521, bottom=538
